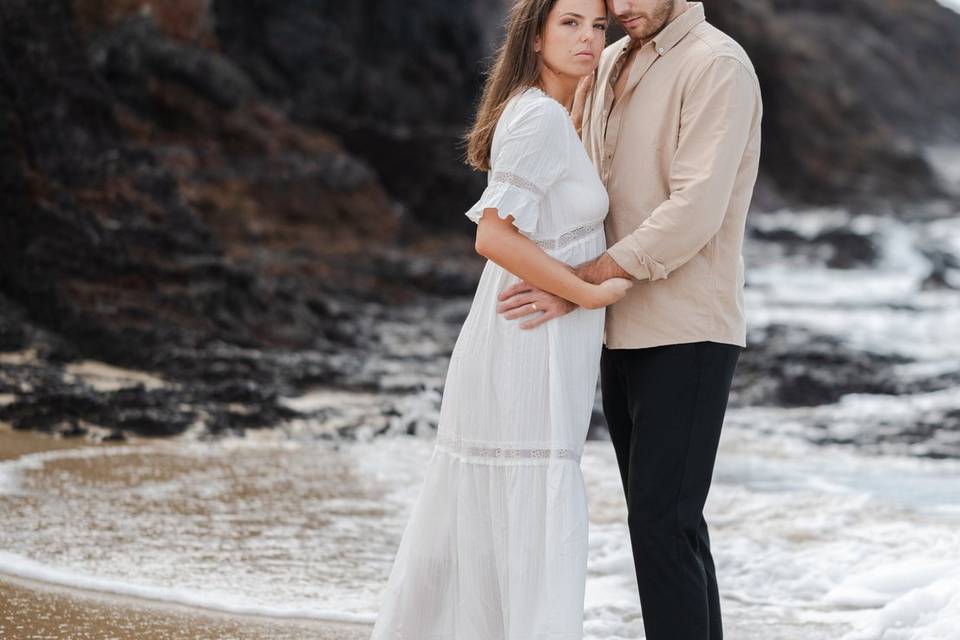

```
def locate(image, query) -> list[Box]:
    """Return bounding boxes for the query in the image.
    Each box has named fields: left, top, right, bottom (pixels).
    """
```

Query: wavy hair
left=464, top=0, right=559, bottom=172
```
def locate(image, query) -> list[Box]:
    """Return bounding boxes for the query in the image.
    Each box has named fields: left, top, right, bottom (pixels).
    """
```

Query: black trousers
left=600, top=341, right=741, bottom=640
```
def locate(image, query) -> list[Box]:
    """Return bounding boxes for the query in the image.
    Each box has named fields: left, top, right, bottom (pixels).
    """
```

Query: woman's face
left=537, top=0, right=607, bottom=78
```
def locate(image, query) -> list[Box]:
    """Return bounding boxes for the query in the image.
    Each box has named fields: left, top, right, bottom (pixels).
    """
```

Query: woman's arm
left=474, top=208, right=630, bottom=310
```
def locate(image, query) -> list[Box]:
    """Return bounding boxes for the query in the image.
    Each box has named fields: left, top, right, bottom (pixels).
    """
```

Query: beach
left=0, top=427, right=373, bottom=640
left=0, top=574, right=370, bottom=640
left=2, top=0, right=959, bottom=636
left=3, top=406, right=960, bottom=639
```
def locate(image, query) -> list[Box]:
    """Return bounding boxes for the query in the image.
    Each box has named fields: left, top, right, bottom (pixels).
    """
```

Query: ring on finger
left=530, top=302, right=538, bottom=312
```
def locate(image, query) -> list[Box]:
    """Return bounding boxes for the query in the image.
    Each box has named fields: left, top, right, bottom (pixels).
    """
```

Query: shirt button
left=658, top=47, right=665, bottom=54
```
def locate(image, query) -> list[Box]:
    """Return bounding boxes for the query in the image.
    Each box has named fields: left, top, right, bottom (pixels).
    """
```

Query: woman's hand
left=571, top=72, right=594, bottom=136
left=580, top=277, right=633, bottom=310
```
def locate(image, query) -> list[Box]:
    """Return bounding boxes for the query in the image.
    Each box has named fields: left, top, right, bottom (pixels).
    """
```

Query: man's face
left=607, top=0, right=675, bottom=42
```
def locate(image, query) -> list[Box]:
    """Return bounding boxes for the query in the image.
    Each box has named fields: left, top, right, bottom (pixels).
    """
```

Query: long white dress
left=370, top=86, right=609, bottom=640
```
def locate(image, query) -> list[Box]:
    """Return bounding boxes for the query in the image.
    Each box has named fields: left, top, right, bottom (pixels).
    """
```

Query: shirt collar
left=623, top=2, right=705, bottom=56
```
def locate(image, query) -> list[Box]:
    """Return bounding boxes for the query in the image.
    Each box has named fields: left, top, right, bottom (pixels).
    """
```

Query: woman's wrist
left=572, top=280, right=599, bottom=310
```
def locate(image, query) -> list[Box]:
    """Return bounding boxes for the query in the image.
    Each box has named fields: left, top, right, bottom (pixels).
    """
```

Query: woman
left=370, top=0, right=629, bottom=637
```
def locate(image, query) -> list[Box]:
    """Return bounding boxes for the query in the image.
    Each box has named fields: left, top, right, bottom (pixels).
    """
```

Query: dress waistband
left=527, top=219, right=605, bottom=251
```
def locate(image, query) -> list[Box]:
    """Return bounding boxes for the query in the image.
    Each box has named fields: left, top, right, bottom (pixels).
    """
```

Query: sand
left=0, top=426, right=374, bottom=640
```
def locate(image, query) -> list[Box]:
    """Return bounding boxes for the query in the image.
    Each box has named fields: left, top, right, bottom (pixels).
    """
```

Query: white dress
left=370, top=87, right=609, bottom=640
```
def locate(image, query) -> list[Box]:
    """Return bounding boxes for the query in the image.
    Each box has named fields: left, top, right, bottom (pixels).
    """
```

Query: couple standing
left=372, top=0, right=762, bottom=638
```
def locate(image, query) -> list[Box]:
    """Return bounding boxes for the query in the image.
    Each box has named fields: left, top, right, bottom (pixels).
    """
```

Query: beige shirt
left=582, top=2, right=762, bottom=349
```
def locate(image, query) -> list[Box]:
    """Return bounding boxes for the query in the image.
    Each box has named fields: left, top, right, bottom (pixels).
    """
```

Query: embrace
left=372, top=0, right=762, bottom=638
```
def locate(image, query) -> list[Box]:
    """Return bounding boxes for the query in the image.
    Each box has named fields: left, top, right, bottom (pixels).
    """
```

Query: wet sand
left=0, top=426, right=374, bottom=640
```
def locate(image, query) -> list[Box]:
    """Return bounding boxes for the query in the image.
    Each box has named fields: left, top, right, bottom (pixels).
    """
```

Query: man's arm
left=574, top=253, right=631, bottom=285
left=497, top=254, right=628, bottom=325
left=604, top=55, right=759, bottom=282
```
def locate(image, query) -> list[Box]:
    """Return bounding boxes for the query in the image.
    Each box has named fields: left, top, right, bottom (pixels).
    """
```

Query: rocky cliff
left=205, top=0, right=960, bottom=219
left=708, top=0, right=960, bottom=205
left=0, top=0, right=476, bottom=438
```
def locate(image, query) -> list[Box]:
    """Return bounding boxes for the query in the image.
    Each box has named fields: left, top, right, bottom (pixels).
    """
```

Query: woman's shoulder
left=502, top=86, right=572, bottom=136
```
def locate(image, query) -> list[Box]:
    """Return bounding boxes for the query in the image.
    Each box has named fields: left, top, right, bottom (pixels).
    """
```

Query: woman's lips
left=575, top=50, right=595, bottom=57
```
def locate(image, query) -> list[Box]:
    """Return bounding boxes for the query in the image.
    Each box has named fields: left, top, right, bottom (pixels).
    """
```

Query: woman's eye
left=594, top=24, right=607, bottom=31
left=563, top=19, right=578, bottom=27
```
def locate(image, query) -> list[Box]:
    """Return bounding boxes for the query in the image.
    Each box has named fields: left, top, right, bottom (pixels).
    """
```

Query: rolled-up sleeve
left=605, top=55, right=758, bottom=281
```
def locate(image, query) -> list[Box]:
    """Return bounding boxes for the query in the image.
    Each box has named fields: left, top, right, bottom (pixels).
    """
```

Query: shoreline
left=0, top=426, right=375, bottom=640
left=0, top=570, right=373, bottom=640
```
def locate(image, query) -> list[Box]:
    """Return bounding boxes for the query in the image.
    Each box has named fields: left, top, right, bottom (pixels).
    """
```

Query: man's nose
left=608, top=0, right=632, bottom=16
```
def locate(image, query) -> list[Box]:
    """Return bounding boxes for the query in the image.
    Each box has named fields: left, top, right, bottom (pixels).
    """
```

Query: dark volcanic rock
left=920, top=249, right=960, bottom=291
left=732, top=324, right=960, bottom=408
left=749, top=225, right=880, bottom=269
left=93, top=16, right=258, bottom=111
left=0, top=0, right=470, bottom=436
left=211, top=0, right=502, bottom=231
left=707, top=0, right=960, bottom=206
left=0, top=354, right=298, bottom=437
left=0, top=0, right=395, bottom=352
left=211, top=0, right=960, bottom=218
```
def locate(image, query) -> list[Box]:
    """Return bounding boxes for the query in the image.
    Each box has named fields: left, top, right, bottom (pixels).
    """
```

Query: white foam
left=0, top=551, right=374, bottom=624
left=0, top=442, right=153, bottom=495
left=839, top=571, right=960, bottom=640
left=825, top=561, right=958, bottom=609
left=937, top=0, right=960, bottom=16
left=725, top=387, right=960, bottom=461
left=745, top=211, right=960, bottom=360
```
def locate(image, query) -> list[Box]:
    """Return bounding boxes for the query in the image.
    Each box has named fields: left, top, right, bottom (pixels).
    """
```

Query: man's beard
left=619, top=0, right=674, bottom=41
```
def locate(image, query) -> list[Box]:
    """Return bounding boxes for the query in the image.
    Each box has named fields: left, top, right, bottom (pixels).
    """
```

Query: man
left=496, top=1, right=762, bottom=638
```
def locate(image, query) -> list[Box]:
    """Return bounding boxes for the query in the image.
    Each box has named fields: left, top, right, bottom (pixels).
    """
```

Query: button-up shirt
left=582, top=2, right=763, bottom=349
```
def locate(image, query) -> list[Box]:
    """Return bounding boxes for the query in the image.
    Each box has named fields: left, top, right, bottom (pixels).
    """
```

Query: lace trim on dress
left=491, top=171, right=546, bottom=198
left=435, top=433, right=582, bottom=465
left=532, top=219, right=605, bottom=251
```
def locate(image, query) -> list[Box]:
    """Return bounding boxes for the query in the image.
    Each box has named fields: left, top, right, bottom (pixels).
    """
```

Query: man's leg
left=600, top=345, right=634, bottom=499
left=611, top=341, right=740, bottom=640
left=699, top=516, right=723, bottom=640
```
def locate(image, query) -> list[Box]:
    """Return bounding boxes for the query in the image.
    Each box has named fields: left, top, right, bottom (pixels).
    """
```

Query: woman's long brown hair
left=464, top=0, right=558, bottom=172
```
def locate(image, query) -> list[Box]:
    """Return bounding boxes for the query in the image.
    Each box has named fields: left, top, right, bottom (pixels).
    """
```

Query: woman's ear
left=533, top=34, right=542, bottom=53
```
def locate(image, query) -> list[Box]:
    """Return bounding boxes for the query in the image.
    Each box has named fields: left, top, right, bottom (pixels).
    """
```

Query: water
left=0, top=438, right=393, bottom=624
left=1, top=429, right=959, bottom=639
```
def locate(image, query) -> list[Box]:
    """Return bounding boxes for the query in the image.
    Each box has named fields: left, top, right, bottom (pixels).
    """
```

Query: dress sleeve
left=465, top=95, right=570, bottom=235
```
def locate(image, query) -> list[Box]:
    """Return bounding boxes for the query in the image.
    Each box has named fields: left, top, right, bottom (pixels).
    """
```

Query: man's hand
left=574, top=252, right=633, bottom=285
left=496, top=254, right=634, bottom=330
left=571, top=73, right=594, bottom=137
left=496, top=281, right=578, bottom=330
